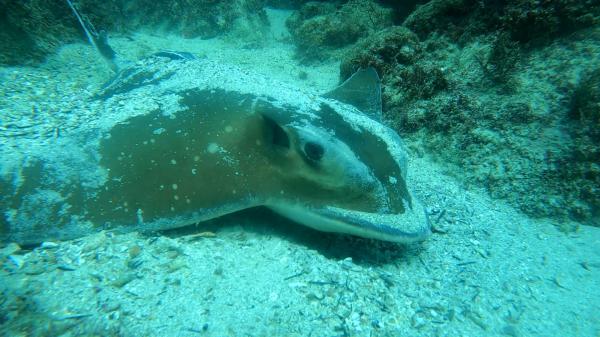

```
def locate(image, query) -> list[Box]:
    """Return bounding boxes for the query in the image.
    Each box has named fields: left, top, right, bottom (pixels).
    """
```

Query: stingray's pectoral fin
left=268, top=200, right=430, bottom=244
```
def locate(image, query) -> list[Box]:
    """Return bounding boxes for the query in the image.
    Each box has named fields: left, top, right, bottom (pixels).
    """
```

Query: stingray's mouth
left=267, top=202, right=430, bottom=244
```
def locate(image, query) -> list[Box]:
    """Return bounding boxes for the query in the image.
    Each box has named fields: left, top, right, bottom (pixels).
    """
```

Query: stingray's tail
left=65, top=0, right=119, bottom=73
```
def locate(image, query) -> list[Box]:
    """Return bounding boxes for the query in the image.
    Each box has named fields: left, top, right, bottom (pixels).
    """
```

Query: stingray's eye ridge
left=262, top=114, right=290, bottom=149
left=304, top=141, right=325, bottom=162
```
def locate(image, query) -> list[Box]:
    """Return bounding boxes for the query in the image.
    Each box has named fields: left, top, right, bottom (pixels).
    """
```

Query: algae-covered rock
left=286, top=0, right=393, bottom=62
left=403, top=0, right=600, bottom=45
left=0, top=0, right=78, bottom=66
left=567, top=67, right=600, bottom=224
left=403, top=0, right=476, bottom=38
left=341, top=26, right=447, bottom=119
left=401, top=0, right=507, bottom=42
left=0, top=0, right=269, bottom=66
left=376, top=0, right=429, bottom=23
left=341, top=2, right=600, bottom=227
left=503, top=0, right=600, bottom=43
left=475, top=32, right=521, bottom=86
left=75, top=0, right=125, bottom=32
left=570, top=67, right=600, bottom=132
left=340, top=26, right=421, bottom=80
left=123, top=0, right=269, bottom=40
left=267, top=0, right=326, bottom=9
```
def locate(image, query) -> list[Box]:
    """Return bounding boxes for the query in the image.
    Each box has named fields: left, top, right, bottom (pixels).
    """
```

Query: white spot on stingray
left=174, top=195, right=179, bottom=201
left=170, top=206, right=175, bottom=211
left=225, top=125, right=233, bottom=133
left=153, top=128, right=166, bottom=135
left=206, top=143, right=238, bottom=166
left=389, top=176, right=397, bottom=185
left=172, top=184, right=178, bottom=190
left=136, top=209, right=144, bottom=224
left=191, top=168, right=197, bottom=175
left=207, top=143, right=219, bottom=154
left=193, top=156, right=200, bottom=162
left=170, top=159, right=177, bottom=165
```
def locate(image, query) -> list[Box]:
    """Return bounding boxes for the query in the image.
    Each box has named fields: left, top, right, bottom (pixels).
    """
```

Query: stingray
left=0, top=53, right=429, bottom=244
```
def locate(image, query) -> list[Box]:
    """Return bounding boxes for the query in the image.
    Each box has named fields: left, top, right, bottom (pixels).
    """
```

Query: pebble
left=128, top=245, right=142, bottom=258
left=411, top=312, right=427, bottom=329
left=371, top=319, right=383, bottom=329
left=340, top=257, right=354, bottom=270
left=167, top=258, right=186, bottom=273
left=111, top=273, right=136, bottom=288
left=502, top=324, right=520, bottom=337
left=41, top=241, right=60, bottom=249
left=7, top=254, right=24, bottom=269
left=1, top=243, right=21, bottom=256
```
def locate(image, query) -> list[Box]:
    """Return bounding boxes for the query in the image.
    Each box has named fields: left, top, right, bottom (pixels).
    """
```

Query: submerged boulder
left=286, top=0, right=393, bottom=62
left=0, top=0, right=78, bottom=66
left=338, top=1, right=600, bottom=228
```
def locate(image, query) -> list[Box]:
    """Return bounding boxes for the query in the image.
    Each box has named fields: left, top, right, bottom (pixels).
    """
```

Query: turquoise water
left=1, top=1, right=599, bottom=336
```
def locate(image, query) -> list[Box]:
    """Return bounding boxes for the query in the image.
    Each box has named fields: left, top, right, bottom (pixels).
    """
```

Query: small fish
left=0, top=54, right=429, bottom=244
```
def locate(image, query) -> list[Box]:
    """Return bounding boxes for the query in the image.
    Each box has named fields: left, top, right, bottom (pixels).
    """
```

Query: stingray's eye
left=304, top=141, right=324, bottom=162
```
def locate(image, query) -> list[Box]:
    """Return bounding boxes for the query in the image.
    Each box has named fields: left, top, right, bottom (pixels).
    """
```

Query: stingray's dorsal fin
left=323, top=67, right=382, bottom=121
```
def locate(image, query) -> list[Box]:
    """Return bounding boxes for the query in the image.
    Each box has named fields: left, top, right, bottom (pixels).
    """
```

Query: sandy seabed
left=1, top=10, right=599, bottom=337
